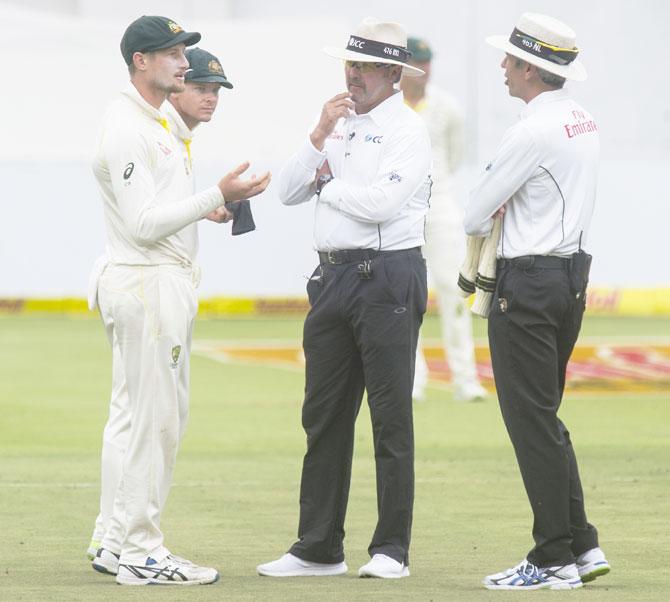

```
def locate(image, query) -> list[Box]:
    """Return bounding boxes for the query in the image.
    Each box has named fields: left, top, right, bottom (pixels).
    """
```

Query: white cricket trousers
left=96, top=263, right=197, bottom=563
left=414, top=199, right=480, bottom=395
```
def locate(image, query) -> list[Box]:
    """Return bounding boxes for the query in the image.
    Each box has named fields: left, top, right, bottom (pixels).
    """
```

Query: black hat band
left=346, top=35, right=411, bottom=64
left=508, top=27, right=578, bottom=66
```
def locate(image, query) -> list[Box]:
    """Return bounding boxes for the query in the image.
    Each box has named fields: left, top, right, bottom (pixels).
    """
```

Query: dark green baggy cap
left=121, top=15, right=201, bottom=65
left=185, top=47, right=233, bottom=89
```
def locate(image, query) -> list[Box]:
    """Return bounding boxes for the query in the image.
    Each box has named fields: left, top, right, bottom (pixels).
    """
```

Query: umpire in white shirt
left=465, top=13, right=610, bottom=590
left=258, top=17, right=431, bottom=580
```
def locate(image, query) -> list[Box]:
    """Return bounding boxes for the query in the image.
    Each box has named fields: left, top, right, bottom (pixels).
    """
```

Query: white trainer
left=116, top=554, right=219, bottom=586
left=576, top=547, right=610, bottom=582
left=256, top=553, right=347, bottom=577
left=86, top=538, right=101, bottom=561
left=91, top=547, right=120, bottom=576
left=483, top=559, right=582, bottom=590
left=358, top=554, right=409, bottom=579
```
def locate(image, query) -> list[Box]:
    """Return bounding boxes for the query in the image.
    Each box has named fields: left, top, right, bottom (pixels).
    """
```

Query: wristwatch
left=316, top=174, right=334, bottom=196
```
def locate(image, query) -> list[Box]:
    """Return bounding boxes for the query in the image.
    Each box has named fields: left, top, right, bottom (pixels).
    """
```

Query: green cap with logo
left=185, top=48, right=233, bottom=89
left=120, top=15, right=201, bottom=65
left=407, top=37, right=433, bottom=62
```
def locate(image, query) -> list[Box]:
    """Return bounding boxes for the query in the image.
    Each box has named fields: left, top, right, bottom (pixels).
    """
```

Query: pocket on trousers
left=98, top=266, right=143, bottom=306
left=381, top=253, right=411, bottom=307
left=415, top=256, right=428, bottom=315
left=306, top=265, right=325, bottom=306
left=490, top=268, right=515, bottom=316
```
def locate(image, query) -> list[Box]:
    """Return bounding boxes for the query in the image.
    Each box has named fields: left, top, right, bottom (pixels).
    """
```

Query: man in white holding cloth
left=91, top=15, right=269, bottom=585
left=87, top=44, right=239, bottom=572
left=465, top=13, right=610, bottom=590
left=257, top=17, right=431, bottom=580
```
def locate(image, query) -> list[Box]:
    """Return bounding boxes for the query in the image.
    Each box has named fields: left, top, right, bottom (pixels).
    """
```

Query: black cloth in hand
left=224, top=199, right=256, bottom=235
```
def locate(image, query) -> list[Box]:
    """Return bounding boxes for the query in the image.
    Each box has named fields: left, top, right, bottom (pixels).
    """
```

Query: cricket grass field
left=0, top=314, right=668, bottom=601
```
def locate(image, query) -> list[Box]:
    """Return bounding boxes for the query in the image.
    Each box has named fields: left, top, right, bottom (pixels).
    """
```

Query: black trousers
left=488, top=259, right=599, bottom=567
left=288, top=248, right=427, bottom=566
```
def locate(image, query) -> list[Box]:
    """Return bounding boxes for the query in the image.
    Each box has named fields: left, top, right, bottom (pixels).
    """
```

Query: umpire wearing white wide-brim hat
left=257, top=15, right=432, bottom=581
left=323, top=17, right=425, bottom=77
left=486, top=12, right=587, bottom=82
left=465, top=11, right=609, bottom=591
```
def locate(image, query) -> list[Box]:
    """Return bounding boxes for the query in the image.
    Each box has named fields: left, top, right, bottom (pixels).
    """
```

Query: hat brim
left=186, top=74, right=233, bottom=89
left=485, top=34, right=587, bottom=81
left=149, top=31, right=202, bottom=54
left=322, top=46, right=425, bottom=77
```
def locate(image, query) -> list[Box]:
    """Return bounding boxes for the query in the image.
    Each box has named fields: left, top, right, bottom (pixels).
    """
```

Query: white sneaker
left=454, top=382, right=487, bottom=402
left=116, top=554, right=219, bottom=586
left=358, top=554, right=409, bottom=579
left=483, top=559, right=582, bottom=590
left=86, top=538, right=101, bottom=561
left=576, top=547, right=610, bottom=582
left=91, top=547, right=119, bottom=576
left=256, top=553, right=347, bottom=577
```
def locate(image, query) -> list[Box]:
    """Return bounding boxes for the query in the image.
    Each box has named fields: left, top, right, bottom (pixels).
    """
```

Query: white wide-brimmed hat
left=323, top=17, right=425, bottom=77
left=486, top=13, right=587, bottom=81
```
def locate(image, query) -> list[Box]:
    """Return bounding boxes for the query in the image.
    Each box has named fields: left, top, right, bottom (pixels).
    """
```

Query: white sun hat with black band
left=323, top=16, right=424, bottom=77
left=486, top=13, right=587, bottom=81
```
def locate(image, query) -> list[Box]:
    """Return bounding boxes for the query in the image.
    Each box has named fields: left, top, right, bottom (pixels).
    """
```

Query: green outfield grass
left=0, top=314, right=669, bottom=600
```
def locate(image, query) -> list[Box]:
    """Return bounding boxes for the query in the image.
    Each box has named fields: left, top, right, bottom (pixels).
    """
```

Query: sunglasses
left=344, top=61, right=391, bottom=72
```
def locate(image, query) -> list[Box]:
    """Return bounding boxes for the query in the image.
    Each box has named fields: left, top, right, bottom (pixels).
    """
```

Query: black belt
left=318, top=247, right=418, bottom=265
left=497, top=255, right=571, bottom=270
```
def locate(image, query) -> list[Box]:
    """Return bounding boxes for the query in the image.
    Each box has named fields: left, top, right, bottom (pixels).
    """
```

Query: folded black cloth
left=224, top=199, right=256, bottom=235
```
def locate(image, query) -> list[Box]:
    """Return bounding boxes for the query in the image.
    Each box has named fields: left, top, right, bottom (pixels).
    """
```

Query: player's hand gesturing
left=218, top=161, right=271, bottom=203
left=310, top=92, right=354, bottom=150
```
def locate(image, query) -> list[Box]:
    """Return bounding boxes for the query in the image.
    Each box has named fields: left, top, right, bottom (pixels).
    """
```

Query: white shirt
left=278, top=91, right=432, bottom=251
left=165, top=102, right=195, bottom=190
left=409, top=85, right=463, bottom=204
left=92, top=84, right=223, bottom=266
left=465, top=89, right=599, bottom=258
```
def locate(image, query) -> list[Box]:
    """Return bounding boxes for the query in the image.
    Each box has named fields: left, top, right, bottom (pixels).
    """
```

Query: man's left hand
left=205, top=206, right=234, bottom=223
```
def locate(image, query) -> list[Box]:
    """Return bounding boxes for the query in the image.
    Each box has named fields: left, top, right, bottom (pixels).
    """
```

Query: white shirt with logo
left=93, top=84, right=222, bottom=266
left=465, top=89, right=599, bottom=258
left=279, top=91, right=432, bottom=251
left=165, top=102, right=195, bottom=190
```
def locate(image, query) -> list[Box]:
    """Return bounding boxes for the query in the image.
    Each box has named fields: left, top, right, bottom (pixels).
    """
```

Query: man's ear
left=390, top=65, right=403, bottom=84
left=132, top=52, right=148, bottom=72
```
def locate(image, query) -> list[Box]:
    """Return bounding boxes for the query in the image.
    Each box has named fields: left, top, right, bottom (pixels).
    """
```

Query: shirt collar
left=355, top=90, right=404, bottom=127
left=121, top=83, right=168, bottom=122
left=165, top=102, right=194, bottom=142
left=522, top=88, right=571, bottom=117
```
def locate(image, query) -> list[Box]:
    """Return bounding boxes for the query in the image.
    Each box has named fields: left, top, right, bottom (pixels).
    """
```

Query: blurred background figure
left=401, top=37, right=486, bottom=403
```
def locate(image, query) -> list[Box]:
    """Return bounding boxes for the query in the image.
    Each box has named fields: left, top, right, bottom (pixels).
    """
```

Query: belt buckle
left=327, top=251, right=340, bottom=265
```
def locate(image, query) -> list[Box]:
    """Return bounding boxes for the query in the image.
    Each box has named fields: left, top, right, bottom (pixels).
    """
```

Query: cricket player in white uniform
left=90, top=16, right=270, bottom=586
left=400, top=38, right=486, bottom=403
left=87, top=45, right=237, bottom=571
